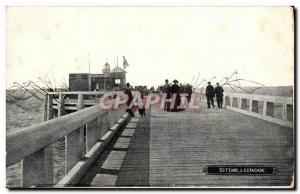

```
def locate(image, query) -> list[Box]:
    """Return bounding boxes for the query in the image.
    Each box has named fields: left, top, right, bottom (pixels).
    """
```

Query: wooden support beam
left=249, top=99, right=253, bottom=112
left=282, top=103, right=287, bottom=120
left=43, top=95, right=48, bottom=121
left=262, top=101, right=267, bottom=116
left=47, top=95, right=54, bottom=120
left=238, top=98, right=242, bottom=109
left=58, top=93, right=64, bottom=117
left=65, top=93, right=85, bottom=173
left=77, top=94, right=83, bottom=110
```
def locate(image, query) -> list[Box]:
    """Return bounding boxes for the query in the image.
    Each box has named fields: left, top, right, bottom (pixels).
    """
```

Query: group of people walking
left=162, top=79, right=224, bottom=111
left=162, top=79, right=193, bottom=112
left=124, top=80, right=224, bottom=117
left=205, top=82, right=224, bottom=109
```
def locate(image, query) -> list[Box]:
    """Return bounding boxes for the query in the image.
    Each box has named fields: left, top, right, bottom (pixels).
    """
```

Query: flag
left=123, top=56, right=129, bottom=69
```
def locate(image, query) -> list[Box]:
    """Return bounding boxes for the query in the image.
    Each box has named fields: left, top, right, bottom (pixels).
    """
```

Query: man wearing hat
left=215, top=82, right=224, bottom=108
left=170, top=79, right=181, bottom=112
left=205, top=81, right=215, bottom=108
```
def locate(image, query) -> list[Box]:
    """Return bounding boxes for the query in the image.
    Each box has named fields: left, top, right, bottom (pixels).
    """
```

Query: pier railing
left=45, top=91, right=121, bottom=116
left=224, top=92, right=293, bottom=128
left=45, top=91, right=137, bottom=118
left=7, top=98, right=128, bottom=187
left=194, top=91, right=293, bottom=128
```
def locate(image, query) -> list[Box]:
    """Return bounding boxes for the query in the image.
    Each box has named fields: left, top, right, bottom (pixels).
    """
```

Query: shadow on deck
left=79, top=109, right=151, bottom=187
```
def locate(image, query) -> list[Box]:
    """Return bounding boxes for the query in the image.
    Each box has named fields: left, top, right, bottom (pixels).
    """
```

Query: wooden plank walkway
left=79, top=106, right=293, bottom=187
left=79, top=109, right=151, bottom=187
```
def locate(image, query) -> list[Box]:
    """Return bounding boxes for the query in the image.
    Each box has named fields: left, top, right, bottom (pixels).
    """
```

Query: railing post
left=282, top=103, right=287, bottom=120
left=238, top=98, right=242, bottom=109
left=77, top=94, right=83, bottom=110
left=47, top=95, right=54, bottom=120
left=249, top=100, right=253, bottom=112
left=263, top=101, right=267, bottom=116
left=58, top=93, right=64, bottom=117
left=65, top=93, right=85, bottom=173
left=43, top=94, right=48, bottom=121
left=22, top=147, right=53, bottom=187
left=40, top=94, right=55, bottom=186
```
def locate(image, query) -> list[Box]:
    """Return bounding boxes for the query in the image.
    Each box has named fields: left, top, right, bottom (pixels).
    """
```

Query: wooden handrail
left=193, top=91, right=293, bottom=128
left=7, top=103, right=109, bottom=167
left=223, top=92, right=293, bottom=104
left=223, top=92, right=293, bottom=128
left=7, top=91, right=131, bottom=187
left=48, top=91, right=115, bottom=95
left=47, top=90, right=142, bottom=95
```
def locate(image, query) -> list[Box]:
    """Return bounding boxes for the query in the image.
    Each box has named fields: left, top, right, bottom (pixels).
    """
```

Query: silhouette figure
left=215, top=82, right=224, bottom=109
left=205, top=82, right=215, bottom=108
left=170, top=79, right=181, bottom=112
left=124, top=83, right=134, bottom=116
left=186, top=84, right=193, bottom=103
left=163, top=79, right=171, bottom=111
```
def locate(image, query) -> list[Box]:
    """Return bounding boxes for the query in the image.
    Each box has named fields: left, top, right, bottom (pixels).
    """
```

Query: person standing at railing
left=215, top=82, right=224, bottom=109
left=205, top=82, right=215, bottom=109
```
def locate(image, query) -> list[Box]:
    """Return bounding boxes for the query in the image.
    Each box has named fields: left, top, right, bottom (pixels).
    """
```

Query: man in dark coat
left=186, top=84, right=193, bottom=103
left=215, top=82, right=224, bottom=109
left=205, top=82, right=215, bottom=108
left=124, top=83, right=134, bottom=116
left=170, top=79, right=181, bottom=112
left=163, top=79, right=171, bottom=111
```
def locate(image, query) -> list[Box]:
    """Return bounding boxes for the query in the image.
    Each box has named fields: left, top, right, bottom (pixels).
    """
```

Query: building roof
left=111, top=66, right=126, bottom=73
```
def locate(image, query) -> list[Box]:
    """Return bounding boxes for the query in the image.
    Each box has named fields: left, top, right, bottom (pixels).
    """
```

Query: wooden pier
left=6, top=91, right=294, bottom=188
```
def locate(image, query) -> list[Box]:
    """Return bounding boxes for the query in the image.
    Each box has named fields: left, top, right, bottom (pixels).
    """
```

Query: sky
left=6, top=6, right=294, bottom=88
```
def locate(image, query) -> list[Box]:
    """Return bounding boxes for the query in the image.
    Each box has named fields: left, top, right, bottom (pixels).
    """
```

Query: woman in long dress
left=170, top=79, right=181, bottom=112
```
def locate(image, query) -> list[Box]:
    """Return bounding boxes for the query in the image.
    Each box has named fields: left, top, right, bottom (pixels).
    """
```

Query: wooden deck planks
left=79, top=107, right=293, bottom=187
left=149, top=108, right=293, bottom=187
left=79, top=110, right=151, bottom=187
